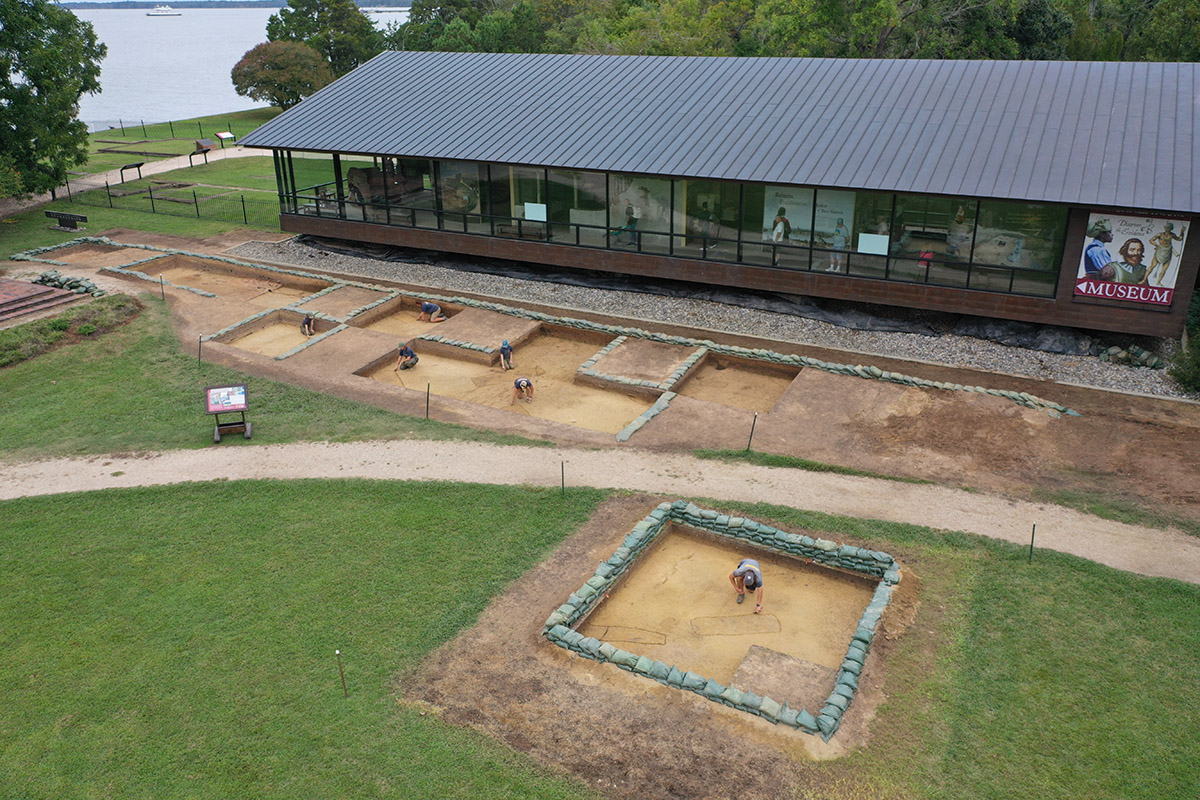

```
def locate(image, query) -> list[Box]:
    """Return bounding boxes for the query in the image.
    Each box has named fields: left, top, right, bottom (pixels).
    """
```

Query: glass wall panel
left=813, top=189, right=858, bottom=273
left=974, top=199, right=1067, bottom=273
left=891, top=196, right=976, bottom=263
left=740, top=184, right=814, bottom=269
left=607, top=174, right=671, bottom=253
left=547, top=168, right=606, bottom=246
left=490, top=165, right=547, bottom=240
left=846, top=191, right=893, bottom=278
left=672, top=179, right=739, bottom=258
left=436, top=160, right=488, bottom=234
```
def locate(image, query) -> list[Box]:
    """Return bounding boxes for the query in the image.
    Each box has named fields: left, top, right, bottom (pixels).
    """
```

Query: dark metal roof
left=241, top=52, right=1200, bottom=213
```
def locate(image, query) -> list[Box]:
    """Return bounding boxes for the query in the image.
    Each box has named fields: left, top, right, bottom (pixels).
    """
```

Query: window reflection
left=279, top=150, right=1067, bottom=299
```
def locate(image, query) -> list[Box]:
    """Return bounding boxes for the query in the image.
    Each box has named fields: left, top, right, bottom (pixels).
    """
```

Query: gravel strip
left=229, top=238, right=1197, bottom=401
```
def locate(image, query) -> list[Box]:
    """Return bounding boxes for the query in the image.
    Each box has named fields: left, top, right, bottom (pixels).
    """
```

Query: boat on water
left=146, top=5, right=182, bottom=16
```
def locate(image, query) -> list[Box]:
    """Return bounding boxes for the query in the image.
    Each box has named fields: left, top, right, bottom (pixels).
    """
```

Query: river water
left=73, top=7, right=407, bottom=131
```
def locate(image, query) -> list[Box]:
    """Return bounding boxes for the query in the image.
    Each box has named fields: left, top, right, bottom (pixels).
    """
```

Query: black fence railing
left=62, top=176, right=281, bottom=229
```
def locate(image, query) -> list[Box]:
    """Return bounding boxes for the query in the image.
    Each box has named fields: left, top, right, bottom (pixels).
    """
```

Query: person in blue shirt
left=729, top=558, right=764, bottom=614
left=511, top=377, right=534, bottom=404
left=300, top=314, right=316, bottom=337
left=417, top=301, right=446, bottom=322
left=499, top=339, right=514, bottom=370
left=394, top=343, right=419, bottom=371
left=1084, top=219, right=1115, bottom=276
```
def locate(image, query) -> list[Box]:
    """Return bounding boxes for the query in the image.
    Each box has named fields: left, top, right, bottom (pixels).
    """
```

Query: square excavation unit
left=543, top=502, right=902, bottom=741
left=359, top=326, right=656, bottom=434
left=674, top=355, right=800, bottom=413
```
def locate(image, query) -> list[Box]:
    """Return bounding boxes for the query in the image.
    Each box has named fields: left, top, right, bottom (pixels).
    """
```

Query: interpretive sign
left=1075, top=212, right=1189, bottom=307
left=205, top=384, right=248, bottom=414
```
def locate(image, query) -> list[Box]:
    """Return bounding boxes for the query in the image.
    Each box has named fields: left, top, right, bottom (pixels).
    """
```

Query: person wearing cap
left=1084, top=219, right=1114, bottom=276
left=394, top=343, right=419, bottom=371
left=511, top=376, right=534, bottom=404
left=498, top=339, right=514, bottom=370
left=300, top=314, right=316, bottom=337
left=730, top=558, right=764, bottom=614
left=417, top=301, right=446, bottom=322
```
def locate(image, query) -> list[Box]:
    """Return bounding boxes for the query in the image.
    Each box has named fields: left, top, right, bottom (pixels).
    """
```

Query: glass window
left=489, top=165, right=546, bottom=240
left=547, top=168, right=606, bottom=246
left=814, top=189, right=857, bottom=272
left=891, top=196, right=975, bottom=263
left=608, top=174, right=671, bottom=253
left=672, top=179, right=736, bottom=258
left=974, top=200, right=1067, bottom=272
left=740, top=184, right=814, bottom=270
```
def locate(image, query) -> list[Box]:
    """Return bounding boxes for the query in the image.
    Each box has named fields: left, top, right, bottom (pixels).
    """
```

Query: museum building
left=240, top=53, right=1200, bottom=337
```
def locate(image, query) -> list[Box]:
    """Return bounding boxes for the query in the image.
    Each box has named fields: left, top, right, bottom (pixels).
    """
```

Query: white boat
left=146, top=5, right=181, bottom=16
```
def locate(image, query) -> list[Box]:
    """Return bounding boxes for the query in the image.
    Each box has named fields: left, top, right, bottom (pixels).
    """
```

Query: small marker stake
left=335, top=649, right=348, bottom=697
left=1028, top=523, right=1036, bottom=564
left=159, top=274, right=165, bottom=300
left=561, top=460, right=565, bottom=496
left=426, top=383, right=430, bottom=419
left=746, top=412, right=758, bottom=451
left=197, top=334, right=202, bottom=367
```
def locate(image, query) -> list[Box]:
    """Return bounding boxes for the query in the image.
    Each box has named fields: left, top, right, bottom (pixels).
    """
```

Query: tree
left=266, top=0, right=383, bottom=77
left=231, top=41, right=334, bottom=110
left=0, top=0, right=106, bottom=197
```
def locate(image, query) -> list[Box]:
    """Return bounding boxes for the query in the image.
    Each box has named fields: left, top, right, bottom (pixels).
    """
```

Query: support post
left=426, top=383, right=430, bottom=419
left=198, top=334, right=202, bottom=367
left=336, top=650, right=348, bottom=698
left=160, top=274, right=165, bottom=300
left=561, top=461, right=565, bottom=496
left=169, top=120, right=175, bottom=138
left=1028, top=524, right=1036, bottom=564
left=746, top=412, right=758, bottom=451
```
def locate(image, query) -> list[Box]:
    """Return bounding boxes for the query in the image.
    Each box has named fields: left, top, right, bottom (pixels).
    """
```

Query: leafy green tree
left=266, top=0, right=383, bottom=77
left=1130, top=0, right=1200, bottom=61
left=391, top=0, right=486, bottom=51
left=0, top=0, right=105, bottom=197
left=231, top=41, right=334, bottom=110
left=1012, top=0, right=1075, bottom=59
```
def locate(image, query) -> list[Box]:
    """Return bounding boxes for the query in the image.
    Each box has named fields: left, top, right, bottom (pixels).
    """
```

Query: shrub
left=77, top=323, right=97, bottom=336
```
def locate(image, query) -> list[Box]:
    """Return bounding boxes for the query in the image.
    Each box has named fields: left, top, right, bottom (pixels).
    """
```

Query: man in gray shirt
left=729, top=558, right=764, bottom=614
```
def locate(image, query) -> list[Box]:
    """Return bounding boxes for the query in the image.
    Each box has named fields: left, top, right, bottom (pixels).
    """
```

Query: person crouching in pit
left=511, top=377, right=534, bottom=404
left=730, top=558, right=764, bottom=614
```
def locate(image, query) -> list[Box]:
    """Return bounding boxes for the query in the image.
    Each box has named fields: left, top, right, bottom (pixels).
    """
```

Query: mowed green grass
left=0, top=480, right=606, bottom=799
left=84, top=108, right=282, bottom=173
left=720, top=503, right=1200, bottom=800
left=0, top=297, right=546, bottom=459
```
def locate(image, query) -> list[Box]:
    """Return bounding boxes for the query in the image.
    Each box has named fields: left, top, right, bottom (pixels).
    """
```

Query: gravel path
left=230, top=238, right=1196, bottom=400
left=3, top=440, right=1197, bottom=584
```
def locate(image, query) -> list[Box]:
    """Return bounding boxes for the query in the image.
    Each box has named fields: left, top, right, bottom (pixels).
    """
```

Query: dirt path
left=2, top=439, right=1197, bottom=584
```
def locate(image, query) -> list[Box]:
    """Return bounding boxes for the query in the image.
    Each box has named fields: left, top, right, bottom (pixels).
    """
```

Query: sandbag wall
left=542, top=500, right=901, bottom=741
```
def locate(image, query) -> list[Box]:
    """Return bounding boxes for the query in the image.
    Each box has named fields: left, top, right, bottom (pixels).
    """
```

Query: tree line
left=2, top=0, right=1196, bottom=197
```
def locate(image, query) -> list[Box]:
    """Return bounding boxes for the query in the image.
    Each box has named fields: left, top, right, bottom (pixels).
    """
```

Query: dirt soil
left=401, top=495, right=909, bottom=800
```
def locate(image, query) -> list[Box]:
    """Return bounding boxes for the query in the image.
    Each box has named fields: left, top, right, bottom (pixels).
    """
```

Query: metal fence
left=62, top=175, right=281, bottom=229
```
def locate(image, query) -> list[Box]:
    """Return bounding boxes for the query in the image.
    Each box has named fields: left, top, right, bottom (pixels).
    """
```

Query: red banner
left=1074, top=278, right=1173, bottom=306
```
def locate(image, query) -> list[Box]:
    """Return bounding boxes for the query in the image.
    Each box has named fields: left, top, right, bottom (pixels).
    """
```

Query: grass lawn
left=722, top=502, right=1200, bottom=800
left=0, top=480, right=607, bottom=799
left=0, top=201, right=265, bottom=255
left=84, top=109, right=281, bottom=174
left=2, top=484, right=1195, bottom=799
left=0, top=296, right=547, bottom=459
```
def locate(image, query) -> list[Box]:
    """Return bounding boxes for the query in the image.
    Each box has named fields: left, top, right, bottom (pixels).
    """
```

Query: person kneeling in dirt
left=511, top=377, right=534, bottom=404
left=730, top=558, right=764, bottom=614
left=499, top=339, right=514, bottom=371
left=301, top=314, right=316, bottom=337
left=417, top=301, right=447, bottom=323
left=394, top=343, right=419, bottom=371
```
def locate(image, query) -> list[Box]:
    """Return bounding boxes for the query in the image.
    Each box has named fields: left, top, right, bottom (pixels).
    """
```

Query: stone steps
left=0, top=279, right=84, bottom=324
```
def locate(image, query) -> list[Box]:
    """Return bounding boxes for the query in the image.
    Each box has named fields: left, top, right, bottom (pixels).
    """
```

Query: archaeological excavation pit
left=357, top=325, right=658, bottom=434
left=543, top=501, right=903, bottom=740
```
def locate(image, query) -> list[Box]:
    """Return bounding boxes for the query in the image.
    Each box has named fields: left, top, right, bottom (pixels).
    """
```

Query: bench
left=45, top=211, right=87, bottom=230
left=496, top=223, right=548, bottom=241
